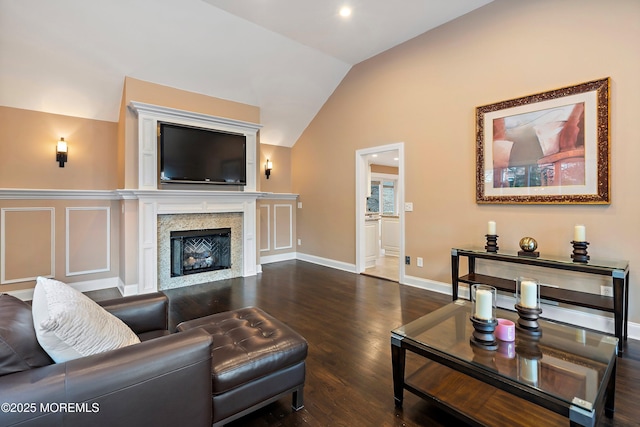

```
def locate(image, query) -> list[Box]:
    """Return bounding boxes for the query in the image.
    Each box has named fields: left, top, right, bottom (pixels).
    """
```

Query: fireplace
left=156, top=212, right=244, bottom=291
left=170, top=228, right=231, bottom=277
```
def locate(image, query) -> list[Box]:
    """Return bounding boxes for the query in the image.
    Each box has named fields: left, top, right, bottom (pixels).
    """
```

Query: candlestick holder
left=470, top=317, right=498, bottom=350
left=571, top=241, right=590, bottom=263
left=515, top=277, right=542, bottom=337
left=485, top=234, right=498, bottom=253
left=515, top=305, right=542, bottom=337
left=470, top=284, right=498, bottom=350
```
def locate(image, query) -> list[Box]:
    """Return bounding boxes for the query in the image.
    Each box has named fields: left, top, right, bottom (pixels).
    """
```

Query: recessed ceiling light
left=394, top=157, right=399, bottom=161
left=339, top=6, right=352, bottom=18
left=372, top=154, right=378, bottom=157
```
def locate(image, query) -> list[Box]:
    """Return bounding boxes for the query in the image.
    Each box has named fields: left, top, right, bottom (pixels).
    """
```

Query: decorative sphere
left=519, top=237, right=538, bottom=252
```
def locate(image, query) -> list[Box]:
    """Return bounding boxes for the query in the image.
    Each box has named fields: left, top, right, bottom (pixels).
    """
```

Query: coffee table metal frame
left=391, top=300, right=618, bottom=427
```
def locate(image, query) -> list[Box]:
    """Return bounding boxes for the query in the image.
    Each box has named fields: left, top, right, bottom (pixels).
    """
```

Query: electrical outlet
left=600, top=285, right=613, bottom=297
left=405, top=256, right=410, bottom=265
left=417, top=257, right=423, bottom=267
left=297, top=239, right=302, bottom=246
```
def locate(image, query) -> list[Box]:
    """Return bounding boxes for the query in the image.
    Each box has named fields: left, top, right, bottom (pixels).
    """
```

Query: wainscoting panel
left=66, top=207, right=110, bottom=276
left=1, top=207, right=55, bottom=284
left=274, top=204, right=293, bottom=250
left=259, top=205, right=270, bottom=251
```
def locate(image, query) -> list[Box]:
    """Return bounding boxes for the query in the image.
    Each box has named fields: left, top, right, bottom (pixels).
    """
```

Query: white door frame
left=355, top=143, right=405, bottom=283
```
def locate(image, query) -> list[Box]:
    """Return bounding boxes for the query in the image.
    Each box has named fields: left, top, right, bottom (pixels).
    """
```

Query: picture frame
left=476, top=78, right=610, bottom=204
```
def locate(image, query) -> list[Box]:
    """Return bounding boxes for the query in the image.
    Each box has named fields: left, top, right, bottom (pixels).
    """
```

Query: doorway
left=355, top=143, right=404, bottom=283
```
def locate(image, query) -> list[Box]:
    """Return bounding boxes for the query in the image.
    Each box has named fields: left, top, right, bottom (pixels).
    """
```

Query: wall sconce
left=56, top=138, right=68, bottom=167
left=265, top=159, right=273, bottom=179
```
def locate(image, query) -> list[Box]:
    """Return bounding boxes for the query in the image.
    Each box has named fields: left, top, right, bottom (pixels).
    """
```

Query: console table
left=451, top=247, right=629, bottom=353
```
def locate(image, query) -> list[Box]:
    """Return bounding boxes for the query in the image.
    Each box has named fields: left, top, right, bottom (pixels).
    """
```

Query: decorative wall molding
left=1, top=207, right=55, bottom=284
left=260, top=193, right=299, bottom=200
left=65, top=207, right=111, bottom=276
left=0, top=188, right=299, bottom=202
left=259, top=205, right=271, bottom=252
left=0, top=189, right=119, bottom=200
left=274, top=204, right=293, bottom=250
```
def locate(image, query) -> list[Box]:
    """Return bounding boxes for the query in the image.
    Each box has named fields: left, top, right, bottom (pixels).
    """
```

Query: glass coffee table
left=391, top=300, right=618, bottom=427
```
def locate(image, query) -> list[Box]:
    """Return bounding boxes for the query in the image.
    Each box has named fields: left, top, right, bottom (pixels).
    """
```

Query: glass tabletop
left=453, top=247, right=629, bottom=272
left=392, top=300, right=618, bottom=411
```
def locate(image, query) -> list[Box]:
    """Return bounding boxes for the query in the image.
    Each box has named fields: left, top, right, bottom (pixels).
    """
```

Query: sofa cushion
left=32, top=277, right=140, bottom=363
left=0, top=293, right=53, bottom=376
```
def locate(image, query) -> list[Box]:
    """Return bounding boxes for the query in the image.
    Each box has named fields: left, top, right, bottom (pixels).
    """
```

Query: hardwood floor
left=90, top=260, right=640, bottom=426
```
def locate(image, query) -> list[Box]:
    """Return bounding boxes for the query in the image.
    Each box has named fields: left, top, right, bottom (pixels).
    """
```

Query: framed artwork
left=476, top=78, right=610, bottom=204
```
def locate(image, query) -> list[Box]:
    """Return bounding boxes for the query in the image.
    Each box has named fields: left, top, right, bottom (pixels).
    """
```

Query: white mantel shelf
left=0, top=188, right=299, bottom=201
left=117, top=189, right=267, bottom=200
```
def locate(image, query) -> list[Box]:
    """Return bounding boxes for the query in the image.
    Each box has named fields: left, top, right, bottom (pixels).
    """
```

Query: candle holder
left=571, top=241, right=590, bottom=263
left=470, top=284, right=498, bottom=350
left=485, top=234, right=499, bottom=253
left=515, top=277, right=542, bottom=337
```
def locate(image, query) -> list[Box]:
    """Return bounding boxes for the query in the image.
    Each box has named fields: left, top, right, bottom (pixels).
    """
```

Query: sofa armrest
left=0, top=328, right=213, bottom=427
left=99, top=292, right=168, bottom=334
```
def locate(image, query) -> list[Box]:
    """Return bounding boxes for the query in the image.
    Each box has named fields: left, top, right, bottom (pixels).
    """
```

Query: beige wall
left=0, top=107, right=118, bottom=190
left=259, top=143, right=293, bottom=193
left=292, top=0, right=640, bottom=321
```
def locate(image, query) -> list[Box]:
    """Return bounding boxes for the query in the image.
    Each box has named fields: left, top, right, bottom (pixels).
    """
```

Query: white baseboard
left=118, top=281, right=138, bottom=297
left=9, top=277, right=124, bottom=301
left=260, top=252, right=297, bottom=265
left=403, top=274, right=638, bottom=341
left=295, top=253, right=357, bottom=273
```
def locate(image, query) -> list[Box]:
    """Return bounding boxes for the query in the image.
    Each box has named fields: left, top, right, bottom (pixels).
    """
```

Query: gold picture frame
left=476, top=78, right=610, bottom=204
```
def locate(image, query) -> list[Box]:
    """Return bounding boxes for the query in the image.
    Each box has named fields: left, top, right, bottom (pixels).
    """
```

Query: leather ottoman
left=176, top=307, right=308, bottom=426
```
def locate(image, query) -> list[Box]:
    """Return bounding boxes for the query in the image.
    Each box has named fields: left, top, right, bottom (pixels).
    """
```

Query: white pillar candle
left=487, top=221, right=497, bottom=235
left=475, top=289, right=493, bottom=320
left=521, top=280, right=538, bottom=308
left=574, top=225, right=586, bottom=242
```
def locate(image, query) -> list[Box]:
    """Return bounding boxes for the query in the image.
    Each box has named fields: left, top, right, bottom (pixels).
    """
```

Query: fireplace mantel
left=118, top=190, right=264, bottom=295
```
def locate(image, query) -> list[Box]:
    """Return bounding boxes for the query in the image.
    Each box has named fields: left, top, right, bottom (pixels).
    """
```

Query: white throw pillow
left=32, top=277, right=140, bottom=363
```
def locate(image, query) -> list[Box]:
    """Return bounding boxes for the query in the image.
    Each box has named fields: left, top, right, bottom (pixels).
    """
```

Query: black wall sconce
left=56, top=138, right=68, bottom=167
left=265, top=159, right=272, bottom=179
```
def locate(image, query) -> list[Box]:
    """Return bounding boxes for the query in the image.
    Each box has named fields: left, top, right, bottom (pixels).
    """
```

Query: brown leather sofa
left=1, top=292, right=308, bottom=427
left=0, top=292, right=214, bottom=427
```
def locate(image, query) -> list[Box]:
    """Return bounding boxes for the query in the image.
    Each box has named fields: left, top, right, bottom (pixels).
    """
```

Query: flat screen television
left=159, top=122, right=247, bottom=185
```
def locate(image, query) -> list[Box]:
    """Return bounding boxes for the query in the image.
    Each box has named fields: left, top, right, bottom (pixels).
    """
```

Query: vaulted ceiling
left=0, top=0, right=492, bottom=147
